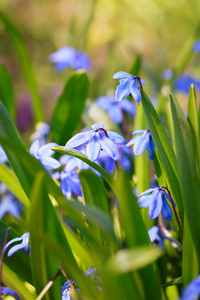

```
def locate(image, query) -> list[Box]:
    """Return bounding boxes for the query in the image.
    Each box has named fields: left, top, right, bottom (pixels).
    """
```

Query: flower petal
left=41, top=157, right=61, bottom=170
left=161, top=198, right=172, bottom=221
left=29, top=139, right=40, bottom=156
left=148, top=190, right=163, bottom=219
left=91, top=123, right=105, bottom=130
left=126, top=136, right=141, bottom=147
left=147, top=136, right=155, bottom=160
left=119, top=99, right=136, bottom=116
left=98, top=131, right=119, bottom=160
left=138, top=193, right=154, bottom=208
left=108, top=105, right=123, bottom=124
left=132, top=129, right=145, bottom=136
left=65, top=131, right=92, bottom=149
left=37, top=143, right=58, bottom=157
left=1, top=287, right=20, bottom=300
left=133, top=132, right=150, bottom=156
left=86, top=133, right=101, bottom=162
left=115, top=79, right=131, bottom=102
left=107, top=131, right=126, bottom=145
left=96, top=96, right=113, bottom=110
left=130, top=80, right=141, bottom=105
left=138, top=188, right=156, bottom=198
left=113, top=71, right=133, bottom=79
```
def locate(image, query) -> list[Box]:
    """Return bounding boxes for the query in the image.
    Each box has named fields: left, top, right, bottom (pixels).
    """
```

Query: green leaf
left=172, top=22, right=200, bottom=79
left=134, top=102, right=153, bottom=230
left=29, top=172, right=77, bottom=299
left=52, top=147, right=116, bottom=193
left=0, top=101, right=33, bottom=195
left=30, top=173, right=98, bottom=298
left=79, top=169, right=115, bottom=252
left=187, top=84, right=200, bottom=176
left=163, top=277, right=182, bottom=287
left=0, top=162, right=30, bottom=208
left=0, top=64, right=15, bottom=120
left=0, top=12, right=44, bottom=122
left=129, top=54, right=141, bottom=75
left=2, top=264, right=35, bottom=300
left=141, top=89, right=183, bottom=223
left=79, top=169, right=110, bottom=216
left=170, top=93, right=200, bottom=272
left=104, top=246, right=163, bottom=274
left=51, top=71, right=89, bottom=145
left=0, top=221, right=32, bottom=284
left=116, top=171, right=163, bottom=300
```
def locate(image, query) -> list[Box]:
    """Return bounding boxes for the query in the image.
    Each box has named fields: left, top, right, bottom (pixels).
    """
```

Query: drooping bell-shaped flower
left=126, top=129, right=155, bottom=160
left=113, top=71, right=145, bottom=104
left=65, top=123, right=126, bottom=162
left=138, top=187, right=174, bottom=221
left=4, top=232, right=30, bottom=257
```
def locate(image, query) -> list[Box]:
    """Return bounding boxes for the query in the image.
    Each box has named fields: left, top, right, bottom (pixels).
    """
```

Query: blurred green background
left=0, top=0, right=200, bottom=125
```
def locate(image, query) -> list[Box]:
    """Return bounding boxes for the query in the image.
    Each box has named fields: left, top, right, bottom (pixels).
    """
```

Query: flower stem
left=0, top=227, right=11, bottom=297
left=158, top=214, right=183, bottom=249
left=36, top=269, right=62, bottom=300
left=163, top=183, right=183, bottom=240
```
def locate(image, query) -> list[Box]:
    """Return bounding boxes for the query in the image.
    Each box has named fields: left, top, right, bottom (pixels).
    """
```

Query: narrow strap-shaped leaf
left=51, top=71, right=89, bottom=145
left=0, top=64, right=15, bottom=120
left=0, top=101, right=34, bottom=197
left=0, top=162, right=30, bottom=208
left=182, top=217, right=198, bottom=286
left=52, top=146, right=116, bottom=193
left=79, top=169, right=110, bottom=216
left=30, top=173, right=98, bottom=298
left=187, top=84, right=200, bottom=177
left=116, top=171, right=163, bottom=300
left=141, top=89, right=183, bottom=223
left=0, top=12, right=44, bottom=122
left=134, top=102, right=153, bottom=230
left=170, top=93, right=200, bottom=268
left=2, top=264, right=35, bottom=300
left=172, top=22, right=200, bottom=79
left=129, top=54, right=141, bottom=76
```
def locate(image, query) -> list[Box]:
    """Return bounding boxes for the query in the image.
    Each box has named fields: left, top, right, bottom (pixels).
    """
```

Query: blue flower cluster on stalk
left=113, top=71, right=145, bottom=104
left=126, top=129, right=155, bottom=160
left=138, top=187, right=174, bottom=221
left=49, top=46, right=92, bottom=72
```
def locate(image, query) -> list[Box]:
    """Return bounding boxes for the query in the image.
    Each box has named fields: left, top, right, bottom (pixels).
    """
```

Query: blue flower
left=97, top=145, right=133, bottom=174
left=49, top=46, right=92, bottom=72
left=148, top=226, right=165, bottom=249
left=113, top=71, right=146, bottom=104
left=138, top=187, right=174, bottom=221
left=193, top=40, right=200, bottom=52
left=0, top=194, right=21, bottom=220
left=0, top=286, right=20, bottom=300
left=62, top=267, right=101, bottom=300
left=162, top=69, right=173, bottom=81
left=126, top=129, right=155, bottom=160
left=54, top=170, right=82, bottom=200
left=30, top=140, right=61, bottom=171
left=0, top=145, right=8, bottom=163
left=175, top=74, right=200, bottom=94
left=96, top=95, right=136, bottom=124
left=4, top=232, right=30, bottom=257
left=179, top=274, right=200, bottom=300
left=30, top=122, right=50, bottom=145
left=65, top=123, right=126, bottom=162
